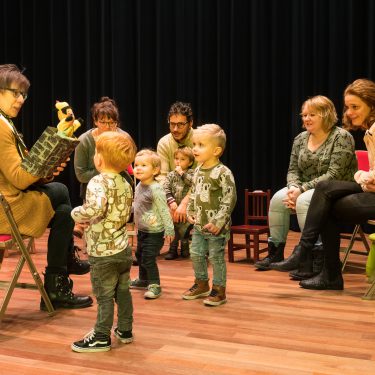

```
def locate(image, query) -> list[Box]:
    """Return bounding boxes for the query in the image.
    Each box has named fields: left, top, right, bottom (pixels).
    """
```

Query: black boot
left=41, top=273, right=93, bottom=310
left=289, top=245, right=315, bottom=280
left=299, top=262, right=344, bottom=290
left=165, top=244, right=178, bottom=260
left=254, top=242, right=285, bottom=270
left=312, top=245, right=324, bottom=275
left=289, top=245, right=324, bottom=280
left=269, top=245, right=302, bottom=271
left=180, top=240, right=190, bottom=258
left=67, top=246, right=90, bottom=275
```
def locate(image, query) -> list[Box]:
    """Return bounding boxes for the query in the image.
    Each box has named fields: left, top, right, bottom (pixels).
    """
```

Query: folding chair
left=0, top=193, right=55, bottom=321
left=228, top=189, right=271, bottom=262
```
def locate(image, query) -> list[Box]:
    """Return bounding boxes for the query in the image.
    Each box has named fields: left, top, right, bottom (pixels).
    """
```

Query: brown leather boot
left=182, top=279, right=210, bottom=300
left=203, top=285, right=227, bottom=306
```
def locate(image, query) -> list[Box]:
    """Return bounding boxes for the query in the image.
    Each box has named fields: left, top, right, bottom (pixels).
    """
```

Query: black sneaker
left=71, top=330, right=111, bottom=353
left=130, top=278, right=148, bottom=289
left=114, top=327, right=134, bottom=344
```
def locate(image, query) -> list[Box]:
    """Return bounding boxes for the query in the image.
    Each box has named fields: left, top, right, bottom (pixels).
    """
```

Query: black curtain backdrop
left=1, top=0, right=374, bottom=224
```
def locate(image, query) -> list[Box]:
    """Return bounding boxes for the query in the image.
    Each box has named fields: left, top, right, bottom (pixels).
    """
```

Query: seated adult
left=254, top=95, right=357, bottom=271
left=157, top=102, right=196, bottom=255
left=73, top=97, right=134, bottom=237
left=0, top=64, right=92, bottom=309
left=286, top=78, right=375, bottom=290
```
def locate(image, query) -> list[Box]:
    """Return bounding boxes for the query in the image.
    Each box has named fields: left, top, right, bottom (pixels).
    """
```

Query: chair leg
left=0, top=238, right=55, bottom=321
left=0, top=255, right=26, bottom=320
left=253, top=235, right=260, bottom=262
left=245, top=234, right=250, bottom=260
left=22, top=239, right=55, bottom=316
left=358, top=227, right=370, bottom=253
left=341, top=224, right=360, bottom=271
left=362, top=280, right=375, bottom=300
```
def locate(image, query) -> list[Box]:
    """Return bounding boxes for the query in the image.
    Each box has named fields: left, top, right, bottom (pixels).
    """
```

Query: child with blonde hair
left=130, top=149, right=174, bottom=299
left=182, top=124, right=237, bottom=306
left=71, top=131, right=137, bottom=353
left=163, top=146, right=195, bottom=259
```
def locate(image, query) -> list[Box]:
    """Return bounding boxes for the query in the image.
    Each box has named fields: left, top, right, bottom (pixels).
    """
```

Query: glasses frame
left=0, top=87, right=28, bottom=100
left=169, top=120, right=190, bottom=129
left=97, top=120, right=118, bottom=129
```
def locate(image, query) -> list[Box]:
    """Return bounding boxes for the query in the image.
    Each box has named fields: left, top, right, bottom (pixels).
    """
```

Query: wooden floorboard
left=1, top=230, right=375, bottom=375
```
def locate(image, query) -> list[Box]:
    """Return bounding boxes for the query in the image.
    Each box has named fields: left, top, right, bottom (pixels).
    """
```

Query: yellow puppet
left=55, top=101, right=82, bottom=138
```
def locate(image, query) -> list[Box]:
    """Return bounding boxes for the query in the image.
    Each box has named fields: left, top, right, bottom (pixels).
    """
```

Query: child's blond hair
left=135, top=149, right=161, bottom=176
left=96, top=131, right=137, bottom=172
left=194, top=124, right=226, bottom=156
left=174, top=146, right=195, bottom=166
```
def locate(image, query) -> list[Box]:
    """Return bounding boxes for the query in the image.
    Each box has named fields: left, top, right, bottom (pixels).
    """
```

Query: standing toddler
left=182, top=124, right=237, bottom=306
left=71, top=131, right=136, bottom=352
left=130, top=149, right=174, bottom=299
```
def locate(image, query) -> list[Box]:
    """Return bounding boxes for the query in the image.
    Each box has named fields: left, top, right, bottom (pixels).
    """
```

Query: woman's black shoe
left=299, top=270, right=344, bottom=290
left=269, top=245, right=301, bottom=271
left=254, top=242, right=285, bottom=270
left=67, top=246, right=90, bottom=275
left=41, top=273, right=93, bottom=310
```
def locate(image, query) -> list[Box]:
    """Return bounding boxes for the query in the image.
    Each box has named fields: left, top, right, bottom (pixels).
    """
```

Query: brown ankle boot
left=203, top=285, right=227, bottom=306
left=182, top=279, right=210, bottom=300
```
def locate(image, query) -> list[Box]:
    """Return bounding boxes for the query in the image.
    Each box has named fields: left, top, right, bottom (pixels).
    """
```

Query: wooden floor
left=1, top=231, right=375, bottom=375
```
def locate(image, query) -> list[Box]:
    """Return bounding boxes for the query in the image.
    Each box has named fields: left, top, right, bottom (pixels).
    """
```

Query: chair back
left=244, top=189, right=271, bottom=225
left=356, top=150, right=370, bottom=172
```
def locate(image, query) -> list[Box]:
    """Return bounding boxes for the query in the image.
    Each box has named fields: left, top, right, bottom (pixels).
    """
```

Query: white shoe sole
left=182, top=291, right=210, bottom=300
left=203, top=298, right=227, bottom=306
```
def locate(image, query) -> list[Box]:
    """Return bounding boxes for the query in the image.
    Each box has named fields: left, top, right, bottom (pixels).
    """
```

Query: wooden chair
left=0, top=193, right=55, bottom=321
left=341, top=150, right=372, bottom=271
left=228, top=189, right=271, bottom=262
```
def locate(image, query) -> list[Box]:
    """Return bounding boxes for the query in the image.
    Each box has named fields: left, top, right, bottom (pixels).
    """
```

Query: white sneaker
left=144, top=284, right=162, bottom=299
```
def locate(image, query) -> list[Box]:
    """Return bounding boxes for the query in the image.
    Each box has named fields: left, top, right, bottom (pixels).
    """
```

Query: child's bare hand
left=175, top=166, right=184, bottom=176
left=164, top=235, right=174, bottom=242
left=169, top=202, right=178, bottom=211
left=174, top=203, right=187, bottom=223
left=187, top=215, right=196, bottom=225
left=203, top=223, right=221, bottom=235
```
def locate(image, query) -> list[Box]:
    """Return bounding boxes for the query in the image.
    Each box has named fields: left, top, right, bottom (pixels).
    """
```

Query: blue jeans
left=32, top=182, right=74, bottom=273
left=135, top=231, right=164, bottom=285
left=190, top=228, right=228, bottom=287
left=89, top=247, right=133, bottom=336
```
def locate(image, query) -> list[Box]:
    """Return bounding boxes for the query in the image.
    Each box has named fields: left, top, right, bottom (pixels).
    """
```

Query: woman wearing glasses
left=0, top=64, right=92, bottom=309
left=73, top=97, right=134, bottom=238
left=255, top=95, right=357, bottom=272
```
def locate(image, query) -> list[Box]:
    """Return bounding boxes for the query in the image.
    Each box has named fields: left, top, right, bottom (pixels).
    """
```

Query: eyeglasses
left=97, top=120, right=117, bottom=129
left=0, top=87, right=28, bottom=100
left=169, top=121, right=189, bottom=129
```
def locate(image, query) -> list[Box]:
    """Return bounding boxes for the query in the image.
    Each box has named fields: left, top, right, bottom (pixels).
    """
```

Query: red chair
left=341, top=150, right=371, bottom=271
left=228, top=189, right=271, bottom=262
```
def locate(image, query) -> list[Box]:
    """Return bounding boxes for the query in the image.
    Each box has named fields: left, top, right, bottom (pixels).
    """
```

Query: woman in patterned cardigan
left=283, top=79, right=375, bottom=290
left=255, top=95, right=357, bottom=272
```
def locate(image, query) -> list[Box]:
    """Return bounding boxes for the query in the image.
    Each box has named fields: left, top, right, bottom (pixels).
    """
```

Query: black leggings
left=35, top=182, right=74, bottom=274
left=299, top=180, right=375, bottom=272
